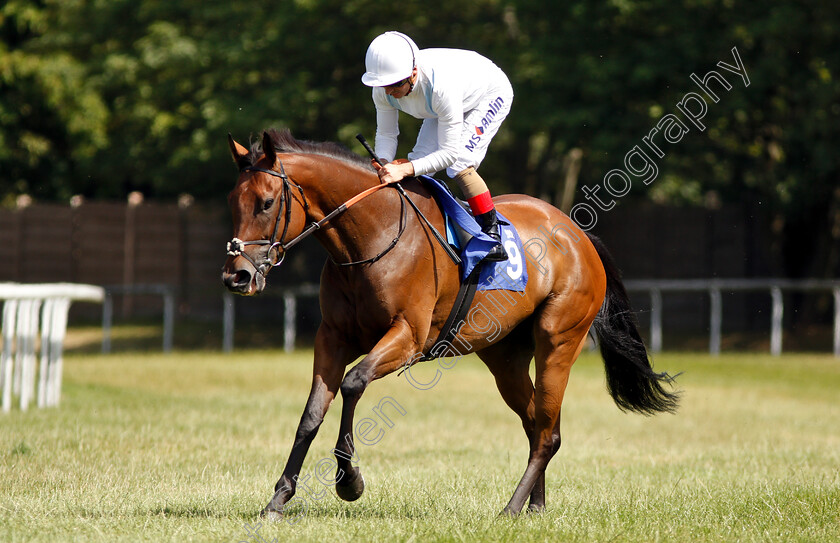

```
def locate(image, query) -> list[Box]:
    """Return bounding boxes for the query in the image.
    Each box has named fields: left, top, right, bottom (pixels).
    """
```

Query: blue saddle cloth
left=419, top=175, right=528, bottom=292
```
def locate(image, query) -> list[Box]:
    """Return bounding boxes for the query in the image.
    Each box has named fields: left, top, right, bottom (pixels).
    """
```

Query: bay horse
left=222, top=129, right=679, bottom=519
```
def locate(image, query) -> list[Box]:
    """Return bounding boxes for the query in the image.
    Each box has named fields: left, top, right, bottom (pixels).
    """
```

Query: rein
left=226, top=161, right=407, bottom=276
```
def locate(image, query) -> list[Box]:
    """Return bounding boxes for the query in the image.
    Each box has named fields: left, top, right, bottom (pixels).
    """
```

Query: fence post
left=770, top=287, right=783, bottom=356
left=17, top=299, right=42, bottom=411
left=650, top=288, right=663, bottom=353
left=834, top=287, right=840, bottom=358
left=709, top=287, right=722, bottom=356
left=162, top=288, right=174, bottom=353
left=47, top=298, right=70, bottom=406
left=101, top=292, right=113, bottom=354
left=283, top=293, right=297, bottom=353
left=223, top=292, right=235, bottom=353
left=1, top=301, right=18, bottom=412
left=37, top=299, right=55, bottom=407
left=123, top=200, right=136, bottom=317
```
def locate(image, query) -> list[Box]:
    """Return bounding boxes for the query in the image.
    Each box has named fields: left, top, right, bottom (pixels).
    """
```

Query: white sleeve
left=410, top=88, right=462, bottom=176
left=372, top=89, right=399, bottom=162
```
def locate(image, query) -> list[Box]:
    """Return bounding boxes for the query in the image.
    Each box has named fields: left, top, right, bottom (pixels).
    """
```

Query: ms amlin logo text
left=466, top=96, right=506, bottom=151
left=569, top=46, right=750, bottom=231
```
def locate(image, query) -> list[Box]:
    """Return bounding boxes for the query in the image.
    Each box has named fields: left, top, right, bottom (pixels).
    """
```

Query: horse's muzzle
left=222, top=260, right=265, bottom=295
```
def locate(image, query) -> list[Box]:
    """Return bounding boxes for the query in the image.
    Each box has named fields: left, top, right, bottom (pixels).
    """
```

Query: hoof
left=498, top=507, right=520, bottom=518
left=526, top=503, right=545, bottom=514
left=260, top=508, right=283, bottom=523
left=335, top=472, right=365, bottom=502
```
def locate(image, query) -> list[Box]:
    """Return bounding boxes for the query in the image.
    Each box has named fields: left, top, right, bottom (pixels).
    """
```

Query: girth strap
left=413, top=264, right=481, bottom=364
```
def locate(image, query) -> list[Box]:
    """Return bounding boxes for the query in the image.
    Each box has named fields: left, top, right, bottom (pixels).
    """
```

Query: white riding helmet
left=361, top=31, right=419, bottom=87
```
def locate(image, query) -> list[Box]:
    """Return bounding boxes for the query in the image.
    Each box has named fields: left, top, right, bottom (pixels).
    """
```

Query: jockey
left=361, top=31, right=513, bottom=262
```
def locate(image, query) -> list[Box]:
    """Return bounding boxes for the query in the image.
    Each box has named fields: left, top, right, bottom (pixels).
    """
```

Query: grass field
left=1, top=349, right=838, bottom=542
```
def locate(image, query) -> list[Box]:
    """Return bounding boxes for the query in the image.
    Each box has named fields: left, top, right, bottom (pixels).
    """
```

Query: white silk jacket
left=372, top=48, right=513, bottom=177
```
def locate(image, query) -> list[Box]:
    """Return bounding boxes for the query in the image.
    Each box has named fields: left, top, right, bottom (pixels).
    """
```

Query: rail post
left=223, top=292, right=235, bottom=353
left=709, top=287, right=722, bottom=356
left=650, top=288, right=663, bottom=354
left=770, top=287, right=784, bottom=356
left=283, top=293, right=297, bottom=353
left=833, top=287, right=840, bottom=358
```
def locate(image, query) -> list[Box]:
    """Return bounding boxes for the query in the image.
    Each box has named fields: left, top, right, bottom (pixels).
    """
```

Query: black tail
left=587, top=233, right=680, bottom=415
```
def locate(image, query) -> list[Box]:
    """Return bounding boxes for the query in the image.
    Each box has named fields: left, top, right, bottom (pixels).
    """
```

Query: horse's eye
left=263, top=199, right=274, bottom=211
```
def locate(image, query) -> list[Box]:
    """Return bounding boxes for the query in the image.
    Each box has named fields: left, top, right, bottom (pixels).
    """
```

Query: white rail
left=222, top=285, right=319, bottom=353
left=221, top=279, right=840, bottom=357
left=101, top=284, right=176, bottom=353
left=624, top=279, right=840, bottom=357
left=1, top=283, right=105, bottom=412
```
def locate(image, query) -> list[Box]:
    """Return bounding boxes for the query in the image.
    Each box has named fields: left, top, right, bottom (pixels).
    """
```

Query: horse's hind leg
left=476, top=321, right=548, bottom=512
left=502, top=302, right=595, bottom=516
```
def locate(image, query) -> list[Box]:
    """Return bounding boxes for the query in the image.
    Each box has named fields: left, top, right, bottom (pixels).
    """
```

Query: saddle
left=438, top=192, right=475, bottom=252
left=417, top=175, right=515, bottom=279
left=411, top=176, right=523, bottom=363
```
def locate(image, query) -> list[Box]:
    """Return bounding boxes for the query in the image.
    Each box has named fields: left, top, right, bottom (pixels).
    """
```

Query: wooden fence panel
left=0, top=212, right=23, bottom=281
left=133, top=205, right=181, bottom=284
left=0, top=199, right=777, bottom=328
left=19, top=205, right=75, bottom=283
left=181, top=205, right=231, bottom=315
left=73, top=203, right=127, bottom=286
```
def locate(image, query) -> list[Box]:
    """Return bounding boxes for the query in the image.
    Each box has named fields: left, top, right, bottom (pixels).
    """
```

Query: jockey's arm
left=373, top=93, right=399, bottom=163
left=409, top=94, right=462, bottom=177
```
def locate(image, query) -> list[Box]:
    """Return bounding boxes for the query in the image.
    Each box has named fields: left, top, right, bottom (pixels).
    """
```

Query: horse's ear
left=261, top=131, right=276, bottom=166
left=228, top=134, right=250, bottom=170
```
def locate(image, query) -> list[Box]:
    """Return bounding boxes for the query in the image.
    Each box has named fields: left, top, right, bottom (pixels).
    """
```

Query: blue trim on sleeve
left=424, top=72, right=436, bottom=116
left=385, top=95, right=402, bottom=110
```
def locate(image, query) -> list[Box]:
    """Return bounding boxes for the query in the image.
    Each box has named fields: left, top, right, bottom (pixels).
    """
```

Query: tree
left=1, top=0, right=838, bottom=279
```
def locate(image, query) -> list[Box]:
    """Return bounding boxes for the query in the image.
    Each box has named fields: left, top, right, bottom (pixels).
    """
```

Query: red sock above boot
left=467, top=191, right=494, bottom=216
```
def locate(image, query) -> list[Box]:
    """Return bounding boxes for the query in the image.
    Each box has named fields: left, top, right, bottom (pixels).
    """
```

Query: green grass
left=1, top=350, right=839, bottom=542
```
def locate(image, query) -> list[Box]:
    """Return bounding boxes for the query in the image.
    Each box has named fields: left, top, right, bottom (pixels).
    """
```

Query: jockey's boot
left=476, top=209, right=507, bottom=262
left=454, top=166, right=508, bottom=262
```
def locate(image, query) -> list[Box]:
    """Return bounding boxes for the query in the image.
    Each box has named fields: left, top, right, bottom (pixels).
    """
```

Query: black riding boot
left=477, top=209, right=508, bottom=262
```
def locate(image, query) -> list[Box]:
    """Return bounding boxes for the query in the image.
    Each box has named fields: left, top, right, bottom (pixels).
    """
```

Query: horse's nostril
left=223, top=269, right=251, bottom=290
left=233, top=270, right=251, bottom=285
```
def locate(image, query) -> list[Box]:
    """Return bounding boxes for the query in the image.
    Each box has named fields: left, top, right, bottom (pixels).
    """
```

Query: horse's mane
left=247, top=128, right=372, bottom=170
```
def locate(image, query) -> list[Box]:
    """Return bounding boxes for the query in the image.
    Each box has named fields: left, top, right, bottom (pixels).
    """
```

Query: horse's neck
left=294, top=156, right=396, bottom=264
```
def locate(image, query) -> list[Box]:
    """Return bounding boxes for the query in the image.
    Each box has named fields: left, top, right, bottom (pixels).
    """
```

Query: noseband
left=226, top=160, right=408, bottom=277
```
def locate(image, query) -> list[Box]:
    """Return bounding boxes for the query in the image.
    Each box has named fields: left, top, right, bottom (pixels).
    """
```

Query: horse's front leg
left=261, top=324, right=356, bottom=520
left=333, top=318, right=418, bottom=501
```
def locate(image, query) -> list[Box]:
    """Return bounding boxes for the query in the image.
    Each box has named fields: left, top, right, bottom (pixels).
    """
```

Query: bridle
left=225, top=162, right=305, bottom=277
left=225, top=159, right=407, bottom=278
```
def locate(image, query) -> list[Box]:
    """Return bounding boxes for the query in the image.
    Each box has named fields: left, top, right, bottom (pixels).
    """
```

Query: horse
left=221, top=128, right=679, bottom=519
